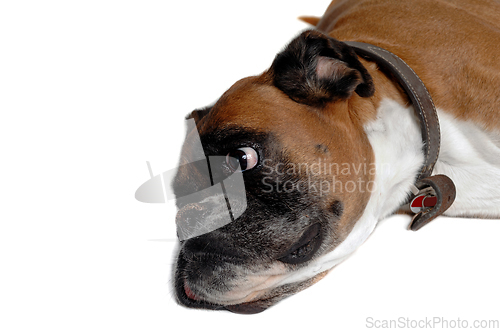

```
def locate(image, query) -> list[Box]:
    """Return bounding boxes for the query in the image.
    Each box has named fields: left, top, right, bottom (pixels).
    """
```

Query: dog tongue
left=184, top=281, right=200, bottom=301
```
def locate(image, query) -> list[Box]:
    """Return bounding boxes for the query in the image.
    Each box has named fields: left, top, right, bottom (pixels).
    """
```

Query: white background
left=1, top=1, right=499, bottom=331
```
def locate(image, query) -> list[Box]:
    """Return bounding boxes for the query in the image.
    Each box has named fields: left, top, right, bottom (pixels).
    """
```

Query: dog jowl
left=172, top=30, right=380, bottom=314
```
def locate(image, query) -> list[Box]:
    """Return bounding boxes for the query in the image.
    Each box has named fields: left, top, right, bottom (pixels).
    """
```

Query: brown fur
left=308, top=0, right=500, bottom=131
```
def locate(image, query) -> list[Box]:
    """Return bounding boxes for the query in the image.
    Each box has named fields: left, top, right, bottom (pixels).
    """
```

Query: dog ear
left=270, top=30, right=374, bottom=106
left=186, top=108, right=211, bottom=125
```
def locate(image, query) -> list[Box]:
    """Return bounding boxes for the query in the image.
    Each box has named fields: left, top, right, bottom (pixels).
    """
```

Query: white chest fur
left=362, top=98, right=500, bottom=223
left=362, top=98, right=500, bottom=220
left=278, top=98, right=500, bottom=287
left=435, top=111, right=500, bottom=218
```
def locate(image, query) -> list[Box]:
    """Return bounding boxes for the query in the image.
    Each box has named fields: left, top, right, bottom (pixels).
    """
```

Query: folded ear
left=270, top=30, right=374, bottom=106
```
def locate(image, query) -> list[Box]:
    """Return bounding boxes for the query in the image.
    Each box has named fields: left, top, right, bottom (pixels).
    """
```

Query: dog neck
left=348, top=42, right=456, bottom=230
left=275, top=47, right=445, bottom=284
left=275, top=97, right=425, bottom=287
left=346, top=42, right=440, bottom=180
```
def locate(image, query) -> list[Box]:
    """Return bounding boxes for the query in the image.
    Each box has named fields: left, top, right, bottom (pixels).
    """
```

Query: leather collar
left=345, top=41, right=456, bottom=230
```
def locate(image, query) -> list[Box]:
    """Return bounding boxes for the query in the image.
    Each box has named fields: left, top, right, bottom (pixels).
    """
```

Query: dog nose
left=176, top=202, right=209, bottom=241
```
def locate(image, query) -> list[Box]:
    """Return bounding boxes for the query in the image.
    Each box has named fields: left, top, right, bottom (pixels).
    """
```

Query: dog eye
left=226, top=147, right=258, bottom=172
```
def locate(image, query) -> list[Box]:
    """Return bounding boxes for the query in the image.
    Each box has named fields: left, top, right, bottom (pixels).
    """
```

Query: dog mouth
left=179, top=277, right=271, bottom=314
left=175, top=276, right=224, bottom=311
left=175, top=223, right=324, bottom=314
left=183, top=281, right=201, bottom=302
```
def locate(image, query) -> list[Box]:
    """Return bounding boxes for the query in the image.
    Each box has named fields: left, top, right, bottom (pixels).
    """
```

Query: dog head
left=173, top=30, right=378, bottom=314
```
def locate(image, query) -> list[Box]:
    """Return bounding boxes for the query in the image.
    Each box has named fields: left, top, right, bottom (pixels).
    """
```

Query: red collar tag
left=410, top=194, right=438, bottom=214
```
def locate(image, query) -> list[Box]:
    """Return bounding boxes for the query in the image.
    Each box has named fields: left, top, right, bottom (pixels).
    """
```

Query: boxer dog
left=173, top=0, right=500, bottom=314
